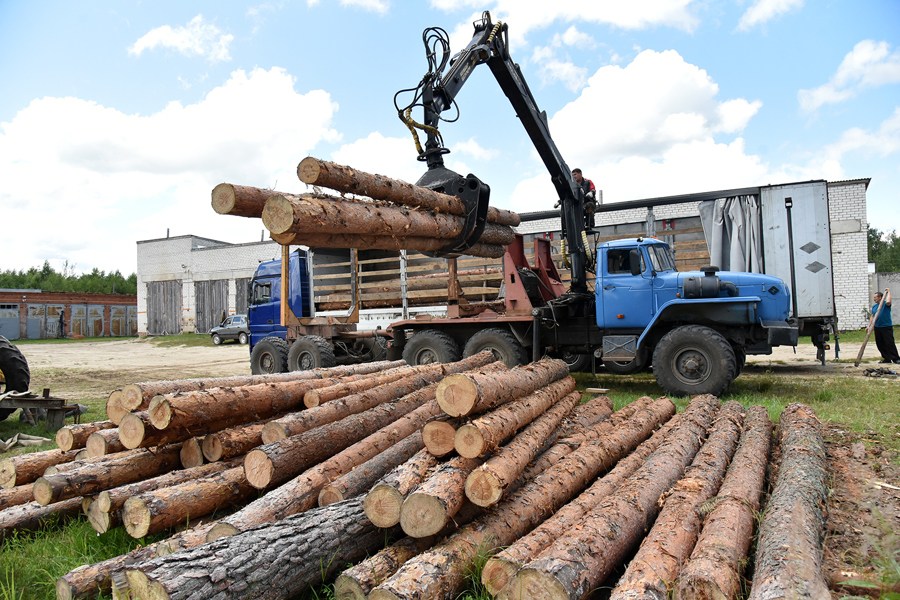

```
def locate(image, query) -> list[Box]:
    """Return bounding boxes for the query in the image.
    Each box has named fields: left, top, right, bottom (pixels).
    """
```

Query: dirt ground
left=14, top=338, right=900, bottom=597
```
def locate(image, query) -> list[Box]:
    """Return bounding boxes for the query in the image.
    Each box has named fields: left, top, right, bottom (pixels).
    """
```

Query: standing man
left=872, top=290, right=900, bottom=364
left=572, top=168, right=597, bottom=229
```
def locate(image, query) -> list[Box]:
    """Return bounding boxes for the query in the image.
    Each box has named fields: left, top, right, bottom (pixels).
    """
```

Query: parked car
left=210, top=314, right=249, bottom=345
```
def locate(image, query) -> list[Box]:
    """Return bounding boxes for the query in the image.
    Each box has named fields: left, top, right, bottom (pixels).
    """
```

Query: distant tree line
left=868, top=226, right=900, bottom=273
left=0, top=261, right=137, bottom=295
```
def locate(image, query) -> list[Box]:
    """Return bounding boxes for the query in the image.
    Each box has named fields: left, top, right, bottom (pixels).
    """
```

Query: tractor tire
left=238, top=332, right=249, bottom=345
left=652, top=325, right=737, bottom=398
left=463, top=328, right=528, bottom=368
left=250, top=337, right=290, bottom=375
left=402, top=330, right=461, bottom=366
left=288, top=336, right=336, bottom=371
left=0, top=335, right=29, bottom=421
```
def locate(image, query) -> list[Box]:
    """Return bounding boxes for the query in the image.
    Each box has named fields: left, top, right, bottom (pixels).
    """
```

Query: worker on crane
left=572, top=168, right=597, bottom=229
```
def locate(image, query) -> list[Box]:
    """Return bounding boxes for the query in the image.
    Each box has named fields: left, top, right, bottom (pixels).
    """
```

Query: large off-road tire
left=652, top=325, right=737, bottom=397
left=288, top=336, right=336, bottom=371
left=731, top=342, right=747, bottom=374
left=402, top=330, right=461, bottom=366
left=0, top=336, right=29, bottom=421
left=250, top=337, right=290, bottom=374
left=463, top=328, right=528, bottom=368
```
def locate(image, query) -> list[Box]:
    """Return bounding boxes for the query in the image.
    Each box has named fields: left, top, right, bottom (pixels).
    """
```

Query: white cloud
left=451, top=137, right=499, bottom=161
left=560, top=26, right=596, bottom=50
left=799, top=40, right=900, bottom=112
left=737, top=0, right=803, bottom=31
left=339, top=0, right=390, bottom=14
left=330, top=133, right=424, bottom=185
left=0, top=68, right=339, bottom=274
left=129, top=15, right=234, bottom=62
left=823, top=107, right=900, bottom=161
left=535, top=56, right=589, bottom=92
left=429, top=0, right=482, bottom=11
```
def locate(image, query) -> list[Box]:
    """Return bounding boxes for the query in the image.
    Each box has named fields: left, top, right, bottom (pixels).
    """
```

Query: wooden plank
left=673, top=250, right=711, bottom=260
left=672, top=240, right=708, bottom=250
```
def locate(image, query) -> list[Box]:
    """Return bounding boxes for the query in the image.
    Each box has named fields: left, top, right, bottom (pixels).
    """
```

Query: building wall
left=0, top=291, right=136, bottom=340
left=827, top=181, right=869, bottom=330
left=871, top=272, right=900, bottom=325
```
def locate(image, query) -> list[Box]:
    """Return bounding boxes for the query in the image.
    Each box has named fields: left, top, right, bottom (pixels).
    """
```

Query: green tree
left=868, top=226, right=900, bottom=272
left=0, top=262, right=137, bottom=295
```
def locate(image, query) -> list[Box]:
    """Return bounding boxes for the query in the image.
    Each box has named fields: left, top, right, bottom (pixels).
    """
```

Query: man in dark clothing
left=572, top=168, right=597, bottom=229
left=872, top=290, right=900, bottom=364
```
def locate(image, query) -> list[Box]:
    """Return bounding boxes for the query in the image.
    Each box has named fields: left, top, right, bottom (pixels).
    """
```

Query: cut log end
left=482, top=557, right=520, bottom=598
left=122, top=496, right=151, bottom=539
left=207, top=522, right=240, bottom=542
left=211, top=183, right=237, bottom=215
left=673, top=578, right=727, bottom=600
left=260, top=422, right=287, bottom=445
left=81, top=497, right=93, bottom=515
left=201, top=435, right=224, bottom=462
left=87, top=503, right=112, bottom=534
left=55, top=578, right=76, bottom=600
left=454, top=424, right=487, bottom=459
left=422, top=421, right=457, bottom=457
left=297, top=156, right=322, bottom=184
left=0, top=460, right=16, bottom=489
left=32, top=477, right=55, bottom=506
left=180, top=438, right=205, bottom=468
left=261, top=195, right=295, bottom=235
left=147, top=396, right=173, bottom=430
left=55, top=428, right=75, bottom=452
left=400, top=493, right=448, bottom=538
left=368, top=591, right=402, bottom=600
left=120, top=384, right=144, bottom=412
left=96, top=491, right=113, bottom=513
left=435, top=374, right=478, bottom=417
left=118, top=413, right=146, bottom=450
left=85, top=432, right=108, bottom=458
left=318, top=485, right=344, bottom=507
left=464, top=469, right=502, bottom=507
left=244, top=450, right=274, bottom=489
left=505, top=568, right=570, bottom=600
left=364, top=484, right=404, bottom=529
left=125, top=569, right=151, bottom=600
left=333, top=575, right=367, bottom=600
left=304, top=390, right=322, bottom=408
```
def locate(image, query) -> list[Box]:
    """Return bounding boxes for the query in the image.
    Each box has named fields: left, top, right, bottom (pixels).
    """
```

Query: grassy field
left=1, top=333, right=898, bottom=599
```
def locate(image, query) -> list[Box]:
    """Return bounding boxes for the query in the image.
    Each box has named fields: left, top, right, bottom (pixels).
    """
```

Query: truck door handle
left=604, top=286, right=616, bottom=290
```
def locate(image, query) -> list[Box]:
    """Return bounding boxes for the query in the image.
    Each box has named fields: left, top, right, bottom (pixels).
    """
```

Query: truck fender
left=636, top=296, right=764, bottom=351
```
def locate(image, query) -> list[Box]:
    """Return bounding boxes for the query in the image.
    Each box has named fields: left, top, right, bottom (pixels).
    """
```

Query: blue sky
left=1, top=0, right=898, bottom=275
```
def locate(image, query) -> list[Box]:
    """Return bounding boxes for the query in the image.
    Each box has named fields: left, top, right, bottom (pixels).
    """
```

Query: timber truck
left=248, top=12, right=801, bottom=397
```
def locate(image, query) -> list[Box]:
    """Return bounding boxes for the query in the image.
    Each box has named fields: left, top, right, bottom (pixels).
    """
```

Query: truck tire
left=463, top=328, right=528, bottom=368
left=560, top=352, right=592, bottom=373
left=652, top=325, right=737, bottom=397
left=602, top=356, right=647, bottom=375
left=731, top=342, right=747, bottom=374
left=250, top=337, right=290, bottom=375
left=0, top=335, right=29, bottom=421
left=403, top=330, right=460, bottom=366
left=288, top=336, right=336, bottom=371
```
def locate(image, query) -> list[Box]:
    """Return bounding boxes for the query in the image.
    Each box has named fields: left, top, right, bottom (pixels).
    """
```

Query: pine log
left=609, top=401, right=746, bottom=600
left=454, top=377, right=577, bottom=458
left=422, top=419, right=459, bottom=457
left=368, top=396, right=677, bottom=600
left=261, top=353, right=498, bottom=443
left=0, top=448, right=81, bottom=489
left=42, top=449, right=143, bottom=477
left=400, top=455, right=482, bottom=538
left=557, top=395, right=616, bottom=437
left=262, top=193, right=515, bottom=246
left=748, top=403, right=830, bottom=600
left=0, top=484, right=34, bottom=511
left=296, top=157, right=521, bottom=226
left=269, top=231, right=506, bottom=259
left=482, top=411, right=683, bottom=595
left=436, top=358, right=569, bottom=417
left=303, top=364, right=419, bottom=407
left=105, top=390, right=128, bottom=425
left=32, top=444, right=183, bottom=506
left=465, top=391, right=583, bottom=508
left=118, top=411, right=234, bottom=451
left=122, top=466, right=254, bottom=538
left=211, top=381, right=462, bottom=540
left=120, top=359, right=404, bottom=411
left=178, top=437, right=204, bottom=468
left=501, top=394, right=721, bottom=600
left=85, top=429, right=124, bottom=458
left=211, top=182, right=284, bottom=218
left=318, top=431, right=424, bottom=506
left=0, top=498, right=83, bottom=540
left=56, top=421, right=116, bottom=452
left=365, top=448, right=440, bottom=528
left=201, top=418, right=275, bottom=462
left=675, top=405, right=773, bottom=600
left=125, top=498, right=394, bottom=600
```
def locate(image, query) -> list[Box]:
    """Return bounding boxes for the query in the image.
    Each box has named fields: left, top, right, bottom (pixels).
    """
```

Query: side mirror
left=629, top=249, right=642, bottom=276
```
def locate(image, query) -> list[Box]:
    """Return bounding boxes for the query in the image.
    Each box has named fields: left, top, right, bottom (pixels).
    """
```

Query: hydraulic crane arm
left=397, top=12, right=592, bottom=293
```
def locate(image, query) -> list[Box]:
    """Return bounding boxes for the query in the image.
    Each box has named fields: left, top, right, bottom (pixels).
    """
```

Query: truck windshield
left=648, top=245, right=675, bottom=272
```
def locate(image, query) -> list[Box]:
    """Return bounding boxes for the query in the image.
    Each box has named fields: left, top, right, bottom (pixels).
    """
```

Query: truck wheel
left=403, top=330, right=460, bottom=366
left=560, top=352, right=592, bottom=373
left=250, top=337, right=290, bottom=374
left=0, top=335, right=29, bottom=421
left=288, top=336, right=336, bottom=371
left=652, top=325, right=736, bottom=397
left=730, top=343, right=746, bottom=374
left=463, top=328, right=528, bottom=368
left=211, top=334, right=223, bottom=345
left=238, top=332, right=249, bottom=345
left=602, top=355, right=647, bottom=375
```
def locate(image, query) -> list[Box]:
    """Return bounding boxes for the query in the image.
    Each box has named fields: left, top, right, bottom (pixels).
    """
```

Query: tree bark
left=465, top=391, right=583, bottom=508
left=422, top=419, right=459, bottom=457
left=368, top=396, right=677, bottom=600
left=454, top=377, right=577, bottom=458
left=260, top=353, right=498, bottom=443
left=202, top=418, right=276, bottom=462
left=42, top=449, right=142, bottom=476
left=0, top=483, right=34, bottom=511
left=400, top=455, right=482, bottom=538
left=118, top=411, right=234, bottom=451
left=365, top=448, right=440, bottom=528
left=318, top=431, right=424, bottom=506
left=125, top=498, right=396, bottom=600
left=85, top=428, right=125, bottom=457
left=501, top=394, right=721, bottom=600
left=269, top=231, right=506, bottom=259
left=263, top=193, right=515, bottom=246
left=296, top=157, right=520, bottom=226
left=0, top=498, right=83, bottom=540
left=0, top=448, right=81, bottom=489
left=675, top=404, right=773, bottom=600
left=557, top=395, right=616, bottom=438
left=748, top=402, right=830, bottom=600
left=303, top=364, right=419, bottom=407
left=436, top=358, right=569, bottom=417
left=609, top=400, right=746, bottom=600
left=482, top=411, right=682, bottom=596
left=56, top=420, right=115, bottom=452
left=32, top=444, right=183, bottom=506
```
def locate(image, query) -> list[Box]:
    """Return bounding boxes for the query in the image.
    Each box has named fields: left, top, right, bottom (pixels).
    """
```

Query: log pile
left=0, top=358, right=839, bottom=600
